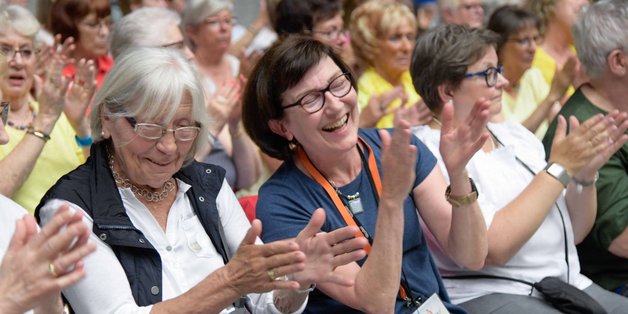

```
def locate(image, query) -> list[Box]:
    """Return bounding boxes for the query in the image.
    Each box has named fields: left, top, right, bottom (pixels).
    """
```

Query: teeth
left=323, top=115, right=348, bottom=131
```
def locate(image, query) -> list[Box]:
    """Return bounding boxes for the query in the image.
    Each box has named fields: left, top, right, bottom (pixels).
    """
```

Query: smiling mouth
left=322, top=114, right=349, bottom=132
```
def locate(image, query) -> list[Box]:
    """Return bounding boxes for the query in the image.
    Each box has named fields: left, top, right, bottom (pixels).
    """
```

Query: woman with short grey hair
left=36, top=47, right=367, bottom=314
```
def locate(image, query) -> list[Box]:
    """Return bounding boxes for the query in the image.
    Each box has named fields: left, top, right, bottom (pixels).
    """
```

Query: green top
left=542, top=88, right=628, bottom=290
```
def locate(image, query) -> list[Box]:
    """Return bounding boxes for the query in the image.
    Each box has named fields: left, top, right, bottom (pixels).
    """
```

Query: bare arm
left=229, top=123, right=262, bottom=190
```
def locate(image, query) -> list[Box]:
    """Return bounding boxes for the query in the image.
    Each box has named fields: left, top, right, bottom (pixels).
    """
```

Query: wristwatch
left=445, top=178, right=479, bottom=208
left=544, top=162, right=571, bottom=188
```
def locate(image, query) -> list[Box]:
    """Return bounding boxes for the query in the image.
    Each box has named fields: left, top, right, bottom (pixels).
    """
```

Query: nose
left=495, top=72, right=509, bottom=89
left=155, top=130, right=178, bottom=154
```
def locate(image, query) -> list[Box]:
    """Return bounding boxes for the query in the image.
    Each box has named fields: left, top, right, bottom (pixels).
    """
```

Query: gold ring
left=267, top=269, right=277, bottom=281
left=216, top=96, right=227, bottom=105
left=48, top=263, right=58, bottom=277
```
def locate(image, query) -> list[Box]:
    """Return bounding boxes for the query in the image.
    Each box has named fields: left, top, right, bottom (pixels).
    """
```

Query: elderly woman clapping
left=36, top=47, right=367, bottom=313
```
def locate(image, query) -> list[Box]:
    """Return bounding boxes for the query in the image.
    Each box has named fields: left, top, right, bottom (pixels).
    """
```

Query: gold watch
left=445, top=178, right=479, bottom=207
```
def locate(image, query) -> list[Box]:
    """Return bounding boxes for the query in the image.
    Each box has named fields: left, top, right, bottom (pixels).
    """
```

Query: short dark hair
left=410, top=24, right=500, bottom=114
left=487, top=5, right=540, bottom=56
left=242, top=35, right=356, bottom=160
left=48, top=0, right=110, bottom=42
left=273, top=0, right=342, bottom=36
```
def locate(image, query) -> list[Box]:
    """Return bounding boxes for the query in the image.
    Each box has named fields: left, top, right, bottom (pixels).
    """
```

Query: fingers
left=6, top=216, right=30, bottom=254
left=551, top=115, right=567, bottom=148
left=240, top=219, right=263, bottom=247
left=38, top=213, right=89, bottom=261
left=297, top=208, right=326, bottom=241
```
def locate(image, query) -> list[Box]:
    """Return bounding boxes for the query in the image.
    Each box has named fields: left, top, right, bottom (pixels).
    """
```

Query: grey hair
left=110, top=7, right=182, bottom=60
left=181, top=0, right=232, bottom=50
left=91, top=47, right=209, bottom=163
left=438, top=0, right=461, bottom=11
left=0, top=4, right=40, bottom=42
left=572, top=0, right=628, bottom=79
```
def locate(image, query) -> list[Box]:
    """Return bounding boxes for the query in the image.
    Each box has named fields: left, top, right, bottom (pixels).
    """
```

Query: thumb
left=552, top=115, right=567, bottom=148
left=298, top=208, right=326, bottom=240
left=241, top=219, right=263, bottom=246
left=6, top=216, right=30, bottom=254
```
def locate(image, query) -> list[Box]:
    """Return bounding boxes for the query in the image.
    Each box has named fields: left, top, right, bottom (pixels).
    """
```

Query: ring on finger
left=48, top=262, right=59, bottom=277
left=216, top=96, right=227, bottom=105
left=267, top=269, right=277, bottom=281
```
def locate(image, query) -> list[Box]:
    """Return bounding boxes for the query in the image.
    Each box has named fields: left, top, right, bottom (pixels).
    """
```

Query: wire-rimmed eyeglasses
left=463, top=65, right=504, bottom=87
left=282, top=72, right=353, bottom=114
left=124, top=117, right=201, bottom=142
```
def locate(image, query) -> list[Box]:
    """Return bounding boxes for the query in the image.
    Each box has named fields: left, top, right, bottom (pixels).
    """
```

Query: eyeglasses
left=1, top=102, right=9, bottom=125
left=162, top=40, right=187, bottom=51
left=0, top=45, right=35, bottom=61
left=80, top=18, right=112, bottom=31
left=463, top=65, right=504, bottom=87
left=125, top=117, right=201, bottom=142
left=313, top=28, right=347, bottom=41
left=507, top=35, right=542, bottom=47
left=283, top=72, right=353, bottom=114
left=203, top=16, right=237, bottom=30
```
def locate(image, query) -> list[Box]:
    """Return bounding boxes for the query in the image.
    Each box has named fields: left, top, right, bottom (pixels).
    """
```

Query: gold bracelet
left=26, top=126, right=51, bottom=142
left=445, top=178, right=479, bottom=207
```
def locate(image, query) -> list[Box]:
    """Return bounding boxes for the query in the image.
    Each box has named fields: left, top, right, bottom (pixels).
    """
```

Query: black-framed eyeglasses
left=1, top=102, right=9, bottom=125
left=507, top=35, right=542, bottom=47
left=0, top=45, right=35, bottom=61
left=124, top=117, right=201, bottom=142
left=313, top=27, right=347, bottom=40
left=282, top=72, right=353, bottom=114
left=463, top=65, right=504, bottom=87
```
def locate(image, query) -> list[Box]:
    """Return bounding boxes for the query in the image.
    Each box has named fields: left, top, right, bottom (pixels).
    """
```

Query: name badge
left=412, top=294, right=450, bottom=314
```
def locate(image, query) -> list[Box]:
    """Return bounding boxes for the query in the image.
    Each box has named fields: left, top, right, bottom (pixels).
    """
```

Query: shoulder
left=178, top=161, right=227, bottom=191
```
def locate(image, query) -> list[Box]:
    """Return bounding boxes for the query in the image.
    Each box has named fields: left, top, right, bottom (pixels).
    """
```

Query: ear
left=437, top=83, right=454, bottom=106
left=100, top=106, right=111, bottom=139
left=268, top=119, right=293, bottom=141
left=608, top=49, right=627, bottom=76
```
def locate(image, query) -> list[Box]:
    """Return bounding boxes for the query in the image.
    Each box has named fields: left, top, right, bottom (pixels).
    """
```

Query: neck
left=373, top=65, right=403, bottom=86
left=298, top=144, right=363, bottom=187
left=542, top=24, right=571, bottom=56
left=582, top=79, right=628, bottom=113
left=503, top=63, right=525, bottom=91
left=195, top=48, right=225, bottom=68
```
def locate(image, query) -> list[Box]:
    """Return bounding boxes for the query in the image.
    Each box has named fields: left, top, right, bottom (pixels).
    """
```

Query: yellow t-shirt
left=0, top=102, right=85, bottom=213
left=357, top=67, right=421, bottom=128
left=531, top=46, right=576, bottom=98
left=501, top=67, right=550, bottom=139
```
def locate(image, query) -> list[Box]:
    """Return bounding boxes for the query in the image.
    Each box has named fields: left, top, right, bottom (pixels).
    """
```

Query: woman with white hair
left=0, top=4, right=95, bottom=213
left=35, top=47, right=367, bottom=313
left=183, top=0, right=262, bottom=191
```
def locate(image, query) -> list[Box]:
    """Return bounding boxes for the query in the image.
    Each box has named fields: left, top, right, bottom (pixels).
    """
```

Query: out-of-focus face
left=313, top=13, right=349, bottom=54
left=499, top=24, right=540, bottom=73
left=445, top=0, right=484, bottom=29
left=553, top=0, right=589, bottom=29
left=372, top=20, right=416, bottom=81
left=161, top=24, right=194, bottom=61
left=0, top=29, right=35, bottom=101
left=76, top=13, right=111, bottom=59
left=189, top=9, right=233, bottom=54
left=273, top=56, right=359, bottom=158
left=167, top=0, right=186, bottom=13
left=102, top=94, right=197, bottom=189
left=140, top=0, right=168, bottom=8
left=450, top=47, right=509, bottom=121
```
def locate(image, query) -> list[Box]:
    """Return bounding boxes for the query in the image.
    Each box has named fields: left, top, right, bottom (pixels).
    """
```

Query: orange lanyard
left=296, top=137, right=412, bottom=302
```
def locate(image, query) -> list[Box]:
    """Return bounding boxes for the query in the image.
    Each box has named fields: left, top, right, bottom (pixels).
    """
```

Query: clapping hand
left=64, top=59, right=96, bottom=129
left=206, top=77, right=243, bottom=137
left=291, top=208, right=368, bottom=288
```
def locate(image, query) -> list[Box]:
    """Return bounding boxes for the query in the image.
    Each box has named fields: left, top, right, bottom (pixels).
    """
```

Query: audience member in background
left=48, top=0, right=113, bottom=89
left=412, top=23, right=628, bottom=313
left=129, top=0, right=168, bottom=11
left=350, top=1, right=431, bottom=128
left=110, top=7, right=193, bottom=60
left=0, top=5, right=95, bottom=213
left=230, top=0, right=275, bottom=64
left=243, top=35, right=489, bottom=314
left=527, top=0, right=588, bottom=98
left=166, top=0, right=186, bottom=14
left=542, top=0, right=628, bottom=296
left=414, top=0, right=439, bottom=34
left=487, top=5, right=574, bottom=138
left=36, top=47, right=367, bottom=313
left=182, top=0, right=262, bottom=191
left=437, top=0, right=484, bottom=28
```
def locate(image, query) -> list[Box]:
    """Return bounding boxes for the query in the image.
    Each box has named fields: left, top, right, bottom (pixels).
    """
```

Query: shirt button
left=139, top=238, right=145, bottom=244
left=150, top=286, right=160, bottom=295
left=166, top=245, right=172, bottom=251
left=99, top=233, right=107, bottom=241
left=205, top=169, right=212, bottom=174
left=199, top=196, right=205, bottom=202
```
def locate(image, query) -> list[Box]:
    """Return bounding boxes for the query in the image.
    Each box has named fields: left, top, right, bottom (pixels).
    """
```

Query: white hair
left=181, top=0, right=232, bottom=27
left=0, top=4, right=40, bottom=41
left=573, top=0, right=628, bottom=79
left=110, top=7, right=182, bottom=59
left=91, top=47, right=208, bottom=162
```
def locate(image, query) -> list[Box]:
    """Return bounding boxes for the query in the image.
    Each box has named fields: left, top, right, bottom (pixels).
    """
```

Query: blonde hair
left=350, top=1, right=416, bottom=67
left=526, top=0, right=556, bottom=36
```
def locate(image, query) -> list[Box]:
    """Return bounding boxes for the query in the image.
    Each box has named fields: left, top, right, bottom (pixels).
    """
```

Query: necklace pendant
left=347, top=192, right=364, bottom=214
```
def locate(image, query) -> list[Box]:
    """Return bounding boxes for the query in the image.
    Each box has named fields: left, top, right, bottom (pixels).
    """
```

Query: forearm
left=565, top=182, right=597, bottom=244
left=231, top=127, right=262, bottom=190
left=445, top=172, right=487, bottom=270
left=485, top=173, right=564, bottom=266
left=609, top=227, right=628, bottom=259
left=521, top=94, right=560, bottom=133
left=151, top=267, right=241, bottom=314
left=0, top=135, right=47, bottom=196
